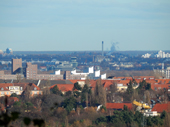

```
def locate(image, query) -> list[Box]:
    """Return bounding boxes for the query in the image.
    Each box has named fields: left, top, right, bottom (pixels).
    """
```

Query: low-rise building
left=0, top=83, right=42, bottom=97
left=151, top=102, right=170, bottom=114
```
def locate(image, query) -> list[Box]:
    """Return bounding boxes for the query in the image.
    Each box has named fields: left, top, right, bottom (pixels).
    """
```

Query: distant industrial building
left=56, top=61, right=74, bottom=71
left=0, top=58, right=107, bottom=80
left=70, top=57, right=78, bottom=68
left=11, top=58, right=63, bottom=80
left=0, top=70, right=17, bottom=80
left=154, top=63, right=170, bottom=79
left=141, top=53, right=151, bottom=58
left=155, top=50, right=170, bottom=58
left=6, top=48, right=13, bottom=54
left=64, top=66, right=106, bottom=80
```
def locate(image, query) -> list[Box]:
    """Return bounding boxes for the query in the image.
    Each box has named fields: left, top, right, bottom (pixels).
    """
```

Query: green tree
left=74, top=82, right=82, bottom=91
left=123, top=105, right=128, bottom=111
left=51, top=85, right=63, bottom=96
left=122, top=109, right=134, bottom=127
left=51, top=85, right=59, bottom=94
left=145, top=83, right=151, bottom=90
left=146, top=116, right=153, bottom=126
left=134, top=111, right=143, bottom=126
left=24, top=102, right=34, bottom=111
left=82, top=84, right=89, bottom=93
left=81, top=84, right=91, bottom=103
left=160, top=110, right=166, bottom=119
left=62, top=96, right=77, bottom=113
left=10, top=93, right=19, bottom=98
left=81, top=93, right=86, bottom=103
left=73, top=91, right=81, bottom=98
left=127, top=80, right=134, bottom=95
left=13, top=101, right=21, bottom=107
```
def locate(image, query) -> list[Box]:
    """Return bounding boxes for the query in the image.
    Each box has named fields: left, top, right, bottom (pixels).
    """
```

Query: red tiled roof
left=117, top=80, right=130, bottom=85
left=106, top=103, right=132, bottom=110
left=152, top=102, right=170, bottom=113
left=8, top=97, right=19, bottom=106
left=50, top=84, right=74, bottom=92
left=0, top=103, right=5, bottom=111
left=145, top=79, right=157, bottom=84
left=89, top=80, right=97, bottom=89
left=151, top=84, right=170, bottom=91
left=29, top=83, right=41, bottom=90
left=8, top=97, right=19, bottom=102
left=0, top=83, right=13, bottom=91
left=69, top=80, right=85, bottom=84
left=156, top=79, right=170, bottom=84
left=103, top=81, right=114, bottom=88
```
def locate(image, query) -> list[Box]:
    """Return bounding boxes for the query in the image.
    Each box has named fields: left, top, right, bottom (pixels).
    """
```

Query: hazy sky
left=0, top=0, right=170, bottom=51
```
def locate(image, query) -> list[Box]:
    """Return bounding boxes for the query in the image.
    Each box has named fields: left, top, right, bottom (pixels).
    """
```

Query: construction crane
left=133, top=100, right=151, bottom=109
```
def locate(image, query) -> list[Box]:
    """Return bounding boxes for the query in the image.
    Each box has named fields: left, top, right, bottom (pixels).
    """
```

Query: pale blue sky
left=0, top=0, right=170, bottom=51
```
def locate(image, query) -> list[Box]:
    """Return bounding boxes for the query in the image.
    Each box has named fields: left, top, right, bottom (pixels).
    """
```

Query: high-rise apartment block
left=25, top=62, right=37, bottom=79
left=12, top=58, right=22, bottom=74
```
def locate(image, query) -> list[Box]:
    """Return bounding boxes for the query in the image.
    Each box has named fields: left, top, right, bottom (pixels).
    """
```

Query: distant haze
left=0, top=0, right=170, bottom=51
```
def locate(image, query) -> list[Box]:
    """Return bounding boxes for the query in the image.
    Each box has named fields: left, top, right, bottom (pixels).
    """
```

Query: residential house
left=151, top=102, right=170, bottom=115
left=0, top=83, right=42, bottom=97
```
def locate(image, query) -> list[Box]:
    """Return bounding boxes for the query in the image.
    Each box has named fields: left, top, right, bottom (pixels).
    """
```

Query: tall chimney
left=102, top=41, right=104, bottom=56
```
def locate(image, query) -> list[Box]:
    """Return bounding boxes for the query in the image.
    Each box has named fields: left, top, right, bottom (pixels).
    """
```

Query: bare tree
left=43, top=80, right=51, bottom=95
left=85, top=77, right=90, bottom=87
left=110, top=82, right=117, bottom=93
left=86, top=92, right=88, bottom=107
left=95, top=79, right=106, bottom=106
left=107, top=82, right=117, bottom=103
left=65, top=116, right=69, bottom=127
left=144, top=90, right=151, bottom=105
left=16, top=74, right=22, bottom=83
left=164, top=113, right=170, bottom=127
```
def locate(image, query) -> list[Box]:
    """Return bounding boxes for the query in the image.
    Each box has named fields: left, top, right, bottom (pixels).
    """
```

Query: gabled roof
left=0, top=83, right=41, bottom=91
left=50, top=84, right=74, bottom=92
left=152, top=102, right=170, bottom=113
left=117, top=80, right=130, bottom=85
left=0, top=83, right=13, bottom=91
left=106, top=103, right=132, bottom=110
left=103, top=81, right=114, bottom=88
left=28, top=83, right=41, bottom=90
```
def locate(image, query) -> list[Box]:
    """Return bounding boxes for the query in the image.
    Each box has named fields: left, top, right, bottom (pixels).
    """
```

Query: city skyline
left=0, top=0, right=170, bottom=51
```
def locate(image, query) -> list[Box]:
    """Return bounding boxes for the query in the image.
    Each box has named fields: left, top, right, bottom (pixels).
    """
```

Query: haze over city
left=0, top=0, right=170, bottom=51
